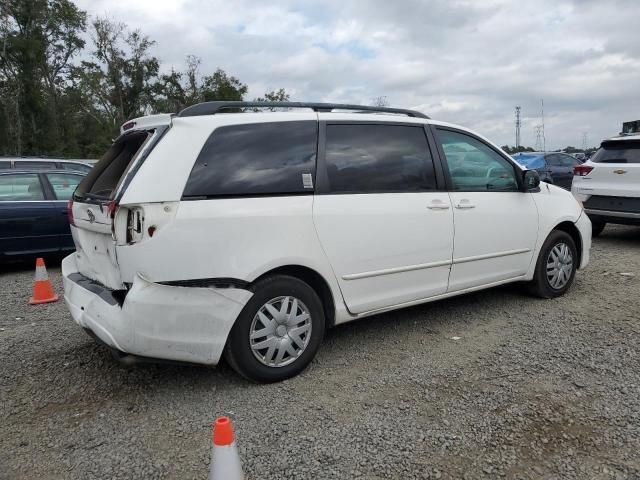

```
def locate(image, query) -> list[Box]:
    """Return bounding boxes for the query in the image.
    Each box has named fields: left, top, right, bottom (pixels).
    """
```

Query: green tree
left=152, top=55, right=201, bottom=113
left=151, top=57, right=249, bottom=113
left=255, top=88, right=290, bottom=103
left=0, top=0, right=86, bottom=155
left=253, top=88, right=290, bottom=110
left=75, top=17, right=159, bottom=133
left=371, top=95, right=389, bottom=107
left=501, top=145, right=535, bottom=154
left=200, top=68, right=247, bottom=102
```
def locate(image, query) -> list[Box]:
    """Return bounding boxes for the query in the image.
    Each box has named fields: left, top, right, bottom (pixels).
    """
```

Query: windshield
left=591, top=140, right=640, bottom=164
left=512, top=154, right=545, bottom=169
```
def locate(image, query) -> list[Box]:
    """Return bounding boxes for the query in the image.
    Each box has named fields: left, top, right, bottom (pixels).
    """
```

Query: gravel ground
left=1, top=225, right=639, bottom=479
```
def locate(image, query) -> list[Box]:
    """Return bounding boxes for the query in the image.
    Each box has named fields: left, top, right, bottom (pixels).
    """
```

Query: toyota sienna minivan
left=63, top=101, right=591, bottom=382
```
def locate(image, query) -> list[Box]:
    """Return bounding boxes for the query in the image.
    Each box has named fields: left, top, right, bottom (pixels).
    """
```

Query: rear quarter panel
left=114, top=196, right=347, bottom=317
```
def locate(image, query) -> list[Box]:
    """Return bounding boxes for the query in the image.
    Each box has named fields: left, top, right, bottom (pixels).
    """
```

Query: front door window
left=437, top=129, right=518, bottom=191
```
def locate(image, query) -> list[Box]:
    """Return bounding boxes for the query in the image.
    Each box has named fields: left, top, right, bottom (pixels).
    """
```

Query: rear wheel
left=527, top=230, right=578, bottom=298
left=224, top=275, right=325, bottom=383
left=590, top=219, right=606, bottom=237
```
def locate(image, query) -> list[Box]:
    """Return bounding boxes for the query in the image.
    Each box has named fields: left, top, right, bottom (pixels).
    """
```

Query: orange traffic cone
left=209, top=417, right=244, bottom=480
left=29, top=257, right=59, bottom=304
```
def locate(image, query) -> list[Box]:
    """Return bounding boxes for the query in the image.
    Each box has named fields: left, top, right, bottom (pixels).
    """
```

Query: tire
left=224, top=275, right=325, bottom=383
left=590, top=219, right=606, bottom=237
left=527, top=230, right=578, bottom=299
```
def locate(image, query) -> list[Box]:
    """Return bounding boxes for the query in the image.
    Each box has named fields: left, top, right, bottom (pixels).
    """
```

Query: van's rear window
left=591, top=140, right=640, bottom=164
left=74, top=131, right=150, bottom=200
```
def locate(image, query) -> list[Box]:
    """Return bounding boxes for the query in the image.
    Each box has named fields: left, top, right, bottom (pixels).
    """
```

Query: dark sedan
left=0, top=170, right=84, bottom=260
left=511, top=152, right=582, bottom=190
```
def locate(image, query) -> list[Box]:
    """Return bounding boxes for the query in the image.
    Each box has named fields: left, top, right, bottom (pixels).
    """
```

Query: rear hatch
left=69, top=119, right=170, bottom=289
left=578, top=139, right=640, bottom=198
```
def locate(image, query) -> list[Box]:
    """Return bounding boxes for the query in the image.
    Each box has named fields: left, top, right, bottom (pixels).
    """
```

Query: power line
left=515, top=106, right=521, bottom=148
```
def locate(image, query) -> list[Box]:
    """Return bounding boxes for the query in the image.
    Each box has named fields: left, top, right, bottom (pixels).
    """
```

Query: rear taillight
left=107, top=200, right=118, bottom=218
left=67, top=199, right=75, bottom=226
left=574, top=165, right=594, bottom=176
left=107, top=200, right=118, bottom=235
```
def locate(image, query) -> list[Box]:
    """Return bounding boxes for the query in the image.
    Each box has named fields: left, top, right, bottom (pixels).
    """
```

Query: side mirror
left=523, top=169, right=540, bottom=191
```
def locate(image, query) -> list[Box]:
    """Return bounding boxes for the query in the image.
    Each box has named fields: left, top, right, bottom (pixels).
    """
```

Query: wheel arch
left=552, top=221, right=583, bottom=268
left=251, top=265, right=337, bottom=328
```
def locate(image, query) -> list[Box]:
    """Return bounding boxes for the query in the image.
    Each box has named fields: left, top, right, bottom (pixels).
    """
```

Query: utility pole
left=540, top=99, right=546, bottom=152
left=581, top=132, right=588, bottom=151
left=515, top=106, right=521, bottom=148
left=534, top=125, right=543, bottom=151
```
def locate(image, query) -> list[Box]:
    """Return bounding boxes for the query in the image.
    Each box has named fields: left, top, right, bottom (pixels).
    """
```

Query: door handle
left=455, top=200, right=475, bottom=209
left=427, top=200, right=450, bottom=210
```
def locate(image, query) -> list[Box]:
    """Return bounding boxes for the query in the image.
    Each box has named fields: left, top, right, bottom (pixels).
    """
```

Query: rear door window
left=14, top=161, right=55, bottom=170
left=559, top=154, right=579, bottom=166
left=45, top=173, right=83, bottom=200
left=323, top=124, right=436, bottom=193
left=546, top=154, right=564, bottom=166
left=548, top=154, right=578, bottom=167
left=62, top=162, right=92, bottom=173
left=591, top=141, right=640, bottom=163
left=183, top=121, right=317, bottom=198
left=0, top=173, right=45, bottom=201
left=0, top=161, right=10, bottom=169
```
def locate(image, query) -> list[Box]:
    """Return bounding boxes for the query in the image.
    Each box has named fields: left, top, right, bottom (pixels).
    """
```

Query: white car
left=572, top=133, right=640, bottom=236
left=62, top=102, right=591, bottom=382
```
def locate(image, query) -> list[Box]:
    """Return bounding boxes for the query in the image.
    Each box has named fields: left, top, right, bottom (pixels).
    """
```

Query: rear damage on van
left=62, top=114, right=253, bottom=365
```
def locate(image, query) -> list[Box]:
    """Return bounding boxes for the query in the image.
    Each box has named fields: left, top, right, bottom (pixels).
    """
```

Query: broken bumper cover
left=61, top=253, right=253, bottom=365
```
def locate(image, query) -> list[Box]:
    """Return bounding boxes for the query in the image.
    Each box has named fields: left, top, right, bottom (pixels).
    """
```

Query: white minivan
left=63, top=102, right=591, bottom=382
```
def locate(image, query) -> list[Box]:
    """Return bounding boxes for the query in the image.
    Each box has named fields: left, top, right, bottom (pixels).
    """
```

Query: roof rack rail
left=177, top=101, right=429, bottom=119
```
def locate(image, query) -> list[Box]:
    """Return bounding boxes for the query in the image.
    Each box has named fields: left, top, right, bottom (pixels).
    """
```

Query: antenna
left=515, top=106, right=521, bottom=148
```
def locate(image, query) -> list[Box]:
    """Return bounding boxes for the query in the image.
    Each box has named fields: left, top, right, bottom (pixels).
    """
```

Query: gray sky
left=76, top=0, right=640, bottom=150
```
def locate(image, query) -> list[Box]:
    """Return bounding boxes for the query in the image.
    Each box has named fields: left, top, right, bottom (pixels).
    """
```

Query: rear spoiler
left=120, top=113, right=173, bottom=134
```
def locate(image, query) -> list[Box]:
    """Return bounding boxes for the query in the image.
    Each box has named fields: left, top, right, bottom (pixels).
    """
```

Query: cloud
left=75, top=0, right=640, bottom=149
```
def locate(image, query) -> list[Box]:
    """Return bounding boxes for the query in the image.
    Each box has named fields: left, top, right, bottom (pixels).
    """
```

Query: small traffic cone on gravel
left=209, top=416, right=244, bottom=480
left=29, top=257, right=59, bottom=304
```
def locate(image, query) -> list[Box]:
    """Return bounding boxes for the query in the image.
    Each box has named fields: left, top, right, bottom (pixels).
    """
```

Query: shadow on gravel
left=597, top=225, right=640, bottom=246
left=325, top=282, right=526, bottom=341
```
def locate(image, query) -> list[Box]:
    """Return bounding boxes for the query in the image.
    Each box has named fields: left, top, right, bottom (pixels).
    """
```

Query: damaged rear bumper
left=61, top=253, right=253, bottom=365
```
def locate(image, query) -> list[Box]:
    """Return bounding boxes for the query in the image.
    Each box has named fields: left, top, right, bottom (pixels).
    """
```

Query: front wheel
left=527, top=230, right=578, bottom=298
left=224, top=275, right=325, bottom=383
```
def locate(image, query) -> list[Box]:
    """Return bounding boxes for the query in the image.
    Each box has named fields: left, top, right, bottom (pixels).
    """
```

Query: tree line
left=501, top=145, right=596, bottom=154
left=0, top=0, right=289, bottom=159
